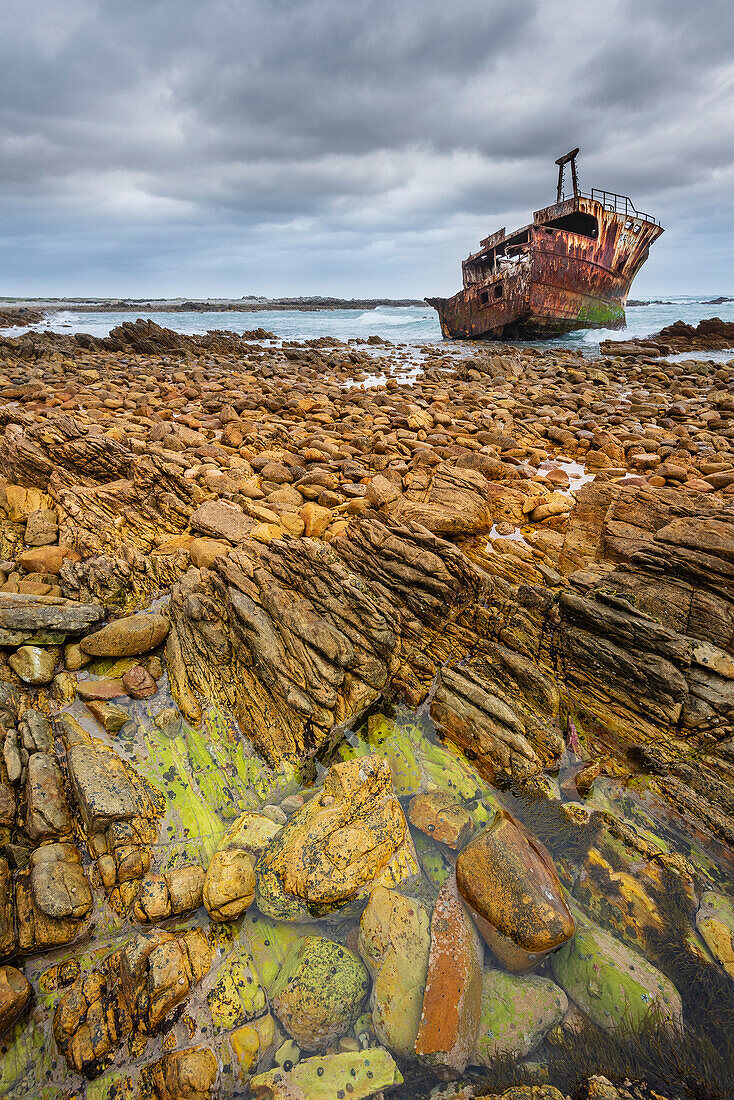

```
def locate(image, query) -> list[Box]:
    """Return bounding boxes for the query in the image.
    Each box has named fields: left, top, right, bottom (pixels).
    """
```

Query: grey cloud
left=0, top=0, right=733, bottom=296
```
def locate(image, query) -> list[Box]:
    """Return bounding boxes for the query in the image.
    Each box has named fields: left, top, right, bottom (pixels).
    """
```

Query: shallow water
left=5, top=652, right=732, bottom=1099
left=5, top=295, right=734, bottom=354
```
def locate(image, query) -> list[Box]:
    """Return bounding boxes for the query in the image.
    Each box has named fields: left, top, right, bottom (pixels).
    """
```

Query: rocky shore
left=0, top=317, right=732, bottom=1100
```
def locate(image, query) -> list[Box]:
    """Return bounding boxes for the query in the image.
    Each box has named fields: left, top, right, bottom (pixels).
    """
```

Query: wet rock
left=25, top=752, right=72, bottom=841
left=696, top=890, right=734, bottom=979
left=456, top=810, right=574, bottom=972
left=250, top=1047, right=403, bottom=1099
left=81, top=611, right=170, bottom=657
left=415, top=873, right=483, bottom=1073
left=16, top=865, right=82, bottom=954
left=53, top=951, right=132, bottom=1075
left=471, top=968, right=567, bottom=1064
left=204, top=849, right=256, bottom=922
left=408, top=789, right=474, bottom=849
left=29, top=842, right=93, bottom=919
left=358, top=885, right=431, bottom=1058
left=241, top=910, right=323, bottom=992
left=76, top=677, right=126, bottom=700
left=120, top=927, right=213, bottom=1030
left=550, top=911, right=682, bottom=1032
left=132, top=864, right=205, bottom=923
left=8, top=644, right=58, bottom=684
left=0, top=964, right=31, bottom=1035
left=19, top=708, right=53, bottom=753
left=206, top=948, right=267, bottom=1030
left=269, top=935, right=369, bottom=1050
left=256, top=756, right=418, bottom=921
left=2, top=728, right=24, bottom=787
left=203, top=811, right=279, bottom=921
left=84, top=699, right=130, bottom=733
left=121, top=664, right=157, bottom=698
left=145, top=1046, right=218, bottom=1100
left=61, top=716, right=138, bottom=832
left=0, top=783, right=14, bottom=830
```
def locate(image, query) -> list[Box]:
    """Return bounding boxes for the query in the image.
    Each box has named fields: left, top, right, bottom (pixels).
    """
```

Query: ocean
left=4, top=295, right=734, bottom=354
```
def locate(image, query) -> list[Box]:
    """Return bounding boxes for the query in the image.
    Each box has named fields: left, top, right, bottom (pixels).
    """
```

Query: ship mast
left=555, top=148, right=580, bottom=203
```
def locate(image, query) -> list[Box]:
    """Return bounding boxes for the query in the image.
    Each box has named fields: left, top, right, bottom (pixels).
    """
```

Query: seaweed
left=541, top=1014, right=734, bottom=1100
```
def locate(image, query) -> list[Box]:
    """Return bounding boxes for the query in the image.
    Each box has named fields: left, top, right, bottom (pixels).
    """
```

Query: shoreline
left=0, top=318, right=732, bottom=1099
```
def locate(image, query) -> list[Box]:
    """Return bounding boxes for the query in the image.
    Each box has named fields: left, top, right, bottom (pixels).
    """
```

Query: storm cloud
left=1, top=0, right=733, bottom=296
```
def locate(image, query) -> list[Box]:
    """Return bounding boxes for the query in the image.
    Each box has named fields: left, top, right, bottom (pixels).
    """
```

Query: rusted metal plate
left=427, top=194, right=663, bottom=340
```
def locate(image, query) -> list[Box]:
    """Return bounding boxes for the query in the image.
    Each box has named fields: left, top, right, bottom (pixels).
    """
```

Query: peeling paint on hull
left=427, top=193, right=663, bottom=341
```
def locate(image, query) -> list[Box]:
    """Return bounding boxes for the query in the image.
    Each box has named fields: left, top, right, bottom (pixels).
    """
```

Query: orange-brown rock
left=415, top=872, right=483, bottom=1073
left=456, top=810, right=574, bottom=972
left=408, top=789, right=474, bottom=850
left=0, top=965, right=31, bottom=1035
left=255, top=755, right=418, bottom=921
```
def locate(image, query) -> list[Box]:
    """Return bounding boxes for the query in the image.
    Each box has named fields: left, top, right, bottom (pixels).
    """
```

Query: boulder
left=269, top=936, right=369, bottom=1050
left=120, top=927, right=213, bottom=1030
left=358, top=885, right=431, bottom=1058
left=29, top=842, right=92, bottom=920
left=8, top=644, right=58, bottom=684
left=25, top=753, right=72, bottom=841
left=16, top=545, right=79, bottom=575
left=204, top=811, right=281, bottom=921
left=206, top=949, right=268, bottom=1030
left=250, top=1048, right=403, bottom=1100
left=0, top=965, right=31, bottom=1035
left=24, top=508, right=58, bottom=547
left=415, top=873, right=483, bottom=1073
left=189, top=499, right=256, bottom=543
left=145, top=1047, right=219, bottom=1100
left=256, top=756, right=418, bottom=921
left=121, top=664, right=157, bottom=698
left=456, top=810, right=574, bottom=972
left=408, top=789, right=474, bottom=850
left=81, top=612, right=170, bottom=657
left=204, top=849, right=256, bottom=922
left=551, top=912, right=682, bottom=1032
left=132, top=865, right=205, bottom=923
left=0, top=592, right=103, bottom=638
left=472, top=968, right=567, bottom=1064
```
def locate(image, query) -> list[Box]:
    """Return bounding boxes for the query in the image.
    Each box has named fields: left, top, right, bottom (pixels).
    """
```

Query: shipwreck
left=427, top=149, right=663, bottom=340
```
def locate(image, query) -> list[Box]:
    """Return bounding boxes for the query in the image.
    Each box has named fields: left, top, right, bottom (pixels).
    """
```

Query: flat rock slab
left=189, top=499, right=256, bottom=543
left=0, top=593, right=104, bottom=635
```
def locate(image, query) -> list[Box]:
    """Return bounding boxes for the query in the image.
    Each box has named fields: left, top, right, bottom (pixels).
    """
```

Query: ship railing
left=573, top=188, right=660, bottom=225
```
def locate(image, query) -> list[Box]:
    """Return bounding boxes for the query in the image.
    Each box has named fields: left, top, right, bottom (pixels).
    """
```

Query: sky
left=1, top=0, right=733, bottom=299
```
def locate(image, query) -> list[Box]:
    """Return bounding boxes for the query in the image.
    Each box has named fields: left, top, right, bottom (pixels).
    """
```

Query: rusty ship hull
left=427, top=191, right=663, bottom=341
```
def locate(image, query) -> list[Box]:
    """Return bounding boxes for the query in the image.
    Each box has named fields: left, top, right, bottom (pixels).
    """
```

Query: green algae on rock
left=358, top=885, right=431, bottom=1058
left=206, top=949, right=267, bottom=1031
left=472, top=967, right=568, bottom=1064
left=250, top=1047, right=403, bottom=1099
left=550, top=913, right=683, bottom=1033
left=269, top=936, right=369, bottom=1050
left=240, top=911, right=323, bottom=992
